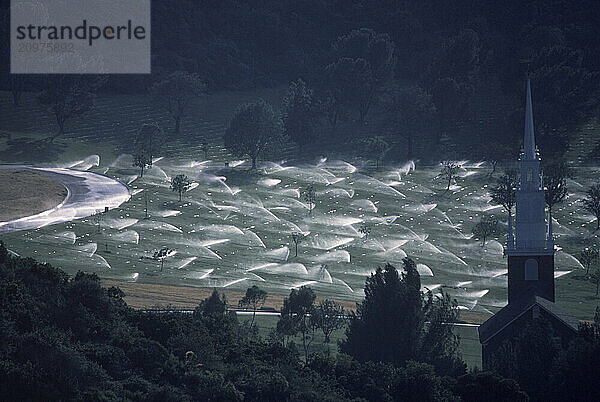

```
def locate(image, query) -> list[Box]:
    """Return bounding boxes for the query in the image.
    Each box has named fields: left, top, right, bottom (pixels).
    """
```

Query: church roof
left=479, top=294, right=579, bottom=344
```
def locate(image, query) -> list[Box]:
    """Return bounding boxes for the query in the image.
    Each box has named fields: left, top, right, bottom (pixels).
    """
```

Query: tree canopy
left=223, top=99, right=283, bottom=169
left=340, top=258, right=464, bottom=376
left=582, top=183, right=600, bottom=230
left=150, top=71, right=206, bottom=136
left=133, top=123, right=164, bottom=177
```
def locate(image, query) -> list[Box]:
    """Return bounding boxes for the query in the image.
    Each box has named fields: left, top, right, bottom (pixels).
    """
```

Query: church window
left=525, top=259, right=538, bottom=280
left=527, top=168, right=532, bottom=182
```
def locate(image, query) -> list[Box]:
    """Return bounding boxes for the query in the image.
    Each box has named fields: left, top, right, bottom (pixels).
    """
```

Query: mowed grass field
left=0, top=90, right=599, bottom=341
left=2, top=155, right=598, bottom=318
left=237, top=314, right=482, bottom=369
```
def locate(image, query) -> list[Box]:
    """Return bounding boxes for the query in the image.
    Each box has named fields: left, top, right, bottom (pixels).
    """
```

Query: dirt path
left=100, top=279, right=490, bottom=324
left=0, top=169, right=67, bottom=222
left=101, top=279, right=358, bottom=312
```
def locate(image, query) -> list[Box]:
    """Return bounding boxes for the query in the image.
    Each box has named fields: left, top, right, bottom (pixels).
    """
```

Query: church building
left=478, top=80, right=579, bottom=368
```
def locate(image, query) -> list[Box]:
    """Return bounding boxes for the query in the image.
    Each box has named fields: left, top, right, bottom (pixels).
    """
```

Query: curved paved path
left=0, top=166, right=130, bottom=233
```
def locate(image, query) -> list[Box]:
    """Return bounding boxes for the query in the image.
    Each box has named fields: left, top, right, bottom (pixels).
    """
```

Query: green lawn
left=1, top=89, right=599, bottom=326
left=238, top=314, right=482, bottom=369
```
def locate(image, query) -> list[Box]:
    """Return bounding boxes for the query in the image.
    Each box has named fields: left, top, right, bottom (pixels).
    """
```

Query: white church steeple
left=523, top=79, right=536, bottom=161
left=505, top=79, right=556, bottom=304
left=512, top=80, right=550, bottom=251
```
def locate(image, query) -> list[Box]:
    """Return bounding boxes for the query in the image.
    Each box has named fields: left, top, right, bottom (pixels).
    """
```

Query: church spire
left=523, top=79, right=536, bottom=160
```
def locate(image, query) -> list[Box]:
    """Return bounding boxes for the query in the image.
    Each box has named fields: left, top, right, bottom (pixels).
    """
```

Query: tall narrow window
left=525, top=258, right=538, bottom=280
left=527, top=168, right=532, bottom=182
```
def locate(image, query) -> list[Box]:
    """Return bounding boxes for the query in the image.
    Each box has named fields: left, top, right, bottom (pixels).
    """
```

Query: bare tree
left=439, top=161, right=461, bottom=194
left=291, top=232, right=306, bottom=258
left=472, top=215, right=500, bottom=246
left=238, top=285, right=267, bottom=326
left=311, top=299, right=346, bottom=345
left=580, top=248, right=600, bottom=277
left=171, top=174, right=192, bottom=202
left=150, top=71, right=206, bottom=135
left=583, top=183, right=600, bottom=230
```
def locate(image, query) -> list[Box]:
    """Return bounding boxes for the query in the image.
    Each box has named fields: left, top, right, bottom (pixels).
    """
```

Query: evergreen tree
left=340, top=258, right=464, bottom=375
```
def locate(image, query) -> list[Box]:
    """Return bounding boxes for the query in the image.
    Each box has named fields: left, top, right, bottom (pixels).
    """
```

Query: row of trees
left=0, top=242, right=530, bottom=401
left=9, top=238, right=600, bottom=399
left=5, top=0, right=600, bottom=163
left=30, top=71, right=206, bottom=144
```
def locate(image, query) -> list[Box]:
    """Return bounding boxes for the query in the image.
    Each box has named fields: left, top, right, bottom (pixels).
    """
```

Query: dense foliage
left=488, top=311, right=600, bottom=401
left=2, top=1, right=599, bottom=162
left=340, top=259, right=465, bottom=377
left=0, top=243, right=534, bottom=401
left=223, top=100, right=283, bottom=169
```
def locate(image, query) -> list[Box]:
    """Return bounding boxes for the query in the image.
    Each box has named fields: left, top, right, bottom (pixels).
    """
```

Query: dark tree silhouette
left=480, top=143, right=512, bottom=178
left=583, top=183, right=600, bottom=230
left=580, top=248, right=599, bottom=277
left=224, top=99, right=283, bottom=170
left=283, top=79, right=321, bottom=151
left=153, top=246, right=171, bottom=271
left=322, top=58, right=372, bottom=127
left=310, top=299, right=346, bottom=345
left=387, top=84, right=436, bottom=159
left=340, top=258, right=464, bottom=375
left=472, top=215, right=500, bottom=247
left=302, top=185, right=316, bottom=215
left=543, top=161, right=570, bottom=218
left=150, top=71, right=206, bottom=135
left=38, top=75, right=102, bottom=142
left=439, top=161, right=461, bottom=194
left=454, top=371, right=528, bottom=402
left=591, top=270, right=600, bottom=298
left=276, top=286, right=316, bottom=360
left=359, top=136, right=389, bottom=167
left=488, top=317, right=560, bottom=399
left=490, top=170, right=517, bottom=243
left=171, top=174, right=192, bottom=202
left=333, top=28, right=396, bottom=122
left=133, top=123, right=164, bottom=178
left=291, top=232, right=306, bottom=257
left=358, top=222, right=371, bottom=239
left=238, top=285, right=267, bottom=325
